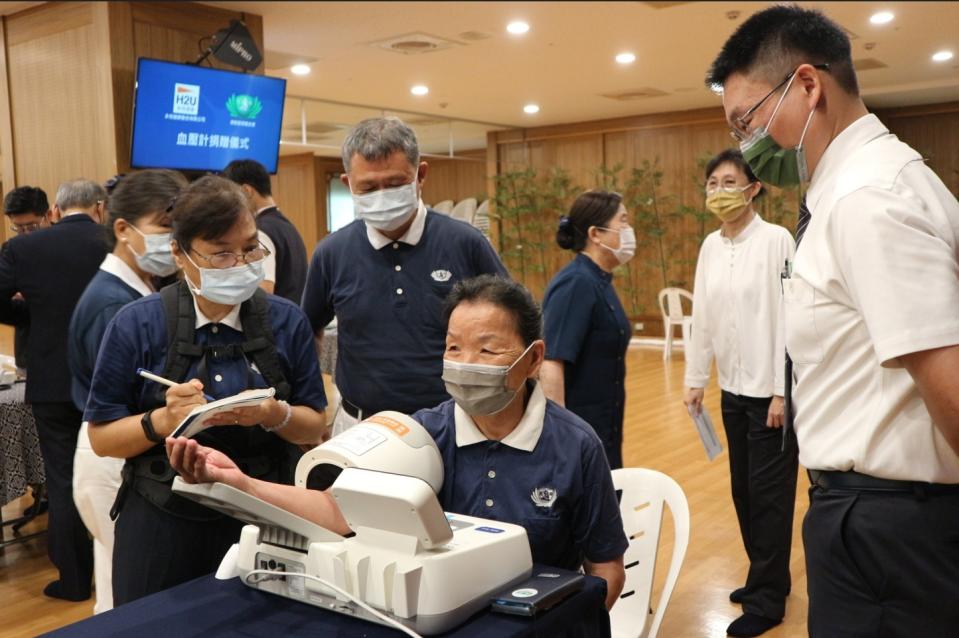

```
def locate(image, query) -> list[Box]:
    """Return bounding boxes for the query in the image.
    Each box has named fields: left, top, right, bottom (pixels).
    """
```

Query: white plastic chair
left=432, top=199, right=454, bottom=214
left=657, top=288, right=693, bottom=360
left=610, top=468, right=690, bottom=638
left=472, top=199, right=491, bottom=237
left=450, top=197, right=477, bottom=223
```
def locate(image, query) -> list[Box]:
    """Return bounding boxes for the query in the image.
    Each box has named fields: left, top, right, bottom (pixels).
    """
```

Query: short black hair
left=106, top=170, right=187, bottom=249
left=3, top=186, right=48, bottom=217
left=556, top=190, right=623, bottom=252
left=443, top=275, right=542, bottom=346
left=706, top=5, right=858, bottom=95
left=171, top=175, right=254, bottom=250
left=221, top=159, right=272, bottom=197
left=705, top=149, right=765, bottom=199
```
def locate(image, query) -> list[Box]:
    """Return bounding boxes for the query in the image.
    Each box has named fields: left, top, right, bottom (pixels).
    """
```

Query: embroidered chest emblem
left=531, top=487, right=557, bottom=508
left=431, top=269, right=452, bottom=282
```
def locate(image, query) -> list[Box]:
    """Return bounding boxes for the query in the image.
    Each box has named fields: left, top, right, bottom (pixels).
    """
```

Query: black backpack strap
left=157, top=281, right=204, bottom=405
left=239, top=289, right=291, bottom=401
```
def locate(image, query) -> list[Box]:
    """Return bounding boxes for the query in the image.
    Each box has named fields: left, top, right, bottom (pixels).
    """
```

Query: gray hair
left=55, top=179, right=107, bottom=211
left=341, top=116, right=420, bottom=173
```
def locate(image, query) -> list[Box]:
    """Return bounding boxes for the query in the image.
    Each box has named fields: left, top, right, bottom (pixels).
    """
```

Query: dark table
left=42, top=571, right=610, bottom=637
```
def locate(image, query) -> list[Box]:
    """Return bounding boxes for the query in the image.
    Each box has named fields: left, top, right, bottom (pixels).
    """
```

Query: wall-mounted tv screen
left=130, top=58, right=286, bottom=173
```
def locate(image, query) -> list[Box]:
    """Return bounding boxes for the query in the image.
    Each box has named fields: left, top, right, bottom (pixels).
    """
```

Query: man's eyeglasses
left=191, top=242, right=271, bottom=269
left=729, top=63, right=830, bottom=143
left=10, top=223, right=42, bottom=235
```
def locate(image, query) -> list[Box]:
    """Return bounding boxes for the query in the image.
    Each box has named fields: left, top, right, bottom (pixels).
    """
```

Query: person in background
left=0, top=179, right=109, bottom=601
left=68, top=169, right=187, bottom=614
left=1, top=186, right=52, bottom=369
left=683, top=149, right=797, bottom=637
left=170, top=274, right=627, bottom=610
left=709, top=6, right=959, bottom=636
left=222, top=159, right=308, bottom=304
left=84, top=175, right=327, bottom=605
left=301, top=117, right=507, bottom=435
left=540, top=191, right=633, bottom=469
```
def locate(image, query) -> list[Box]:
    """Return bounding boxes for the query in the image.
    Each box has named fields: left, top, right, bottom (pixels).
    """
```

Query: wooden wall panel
left=421, top=156, right=486, bottom=206
left=269, top=152, right=317, bottom=256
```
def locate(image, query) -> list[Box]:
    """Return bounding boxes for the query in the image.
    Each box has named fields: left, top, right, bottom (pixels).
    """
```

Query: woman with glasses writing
left=682, top=149, right=798, bottom=636
left=84, top=176, right=328, bottom=604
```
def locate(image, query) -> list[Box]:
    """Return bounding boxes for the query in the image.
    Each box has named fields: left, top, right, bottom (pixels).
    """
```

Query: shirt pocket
left=783, top=278, right=824, bottom=364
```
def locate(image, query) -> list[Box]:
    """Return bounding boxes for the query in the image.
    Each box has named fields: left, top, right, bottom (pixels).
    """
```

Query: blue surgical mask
left=127, top=226, right=177, bottom=277
left=184, top=253, right=264, bottom=305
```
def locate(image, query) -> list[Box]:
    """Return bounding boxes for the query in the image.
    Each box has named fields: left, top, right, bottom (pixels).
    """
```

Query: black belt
left=809, top=469, right=959, bottom=496
left=340, top=398, right=366, bottom=420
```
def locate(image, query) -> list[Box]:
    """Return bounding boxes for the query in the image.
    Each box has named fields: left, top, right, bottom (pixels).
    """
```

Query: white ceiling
left=200, top=0, right=959, bottom=133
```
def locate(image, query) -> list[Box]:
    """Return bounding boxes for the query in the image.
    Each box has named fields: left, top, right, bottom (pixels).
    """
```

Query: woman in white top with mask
left=683, top=149, right=797, bottom=636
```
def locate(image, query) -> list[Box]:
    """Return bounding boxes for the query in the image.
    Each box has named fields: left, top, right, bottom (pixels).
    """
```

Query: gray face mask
left=442, top=343, right=536, bottom=416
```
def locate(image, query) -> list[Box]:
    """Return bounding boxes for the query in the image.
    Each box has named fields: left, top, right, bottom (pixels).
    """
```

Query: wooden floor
left=0, top=343, right=810, bottom=637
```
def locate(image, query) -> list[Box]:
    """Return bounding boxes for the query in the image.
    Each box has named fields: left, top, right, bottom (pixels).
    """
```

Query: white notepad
left=688, top=405, right=723, bottom=461
left=172, top=387, right=276, bottom=439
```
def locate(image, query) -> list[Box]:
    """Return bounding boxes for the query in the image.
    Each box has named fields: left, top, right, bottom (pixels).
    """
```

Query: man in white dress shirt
left=709, top=6, right=959, bottom=637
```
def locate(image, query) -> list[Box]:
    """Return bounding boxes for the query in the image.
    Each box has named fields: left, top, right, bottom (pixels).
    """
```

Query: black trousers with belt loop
left=804, top=472, right=959, bottom=637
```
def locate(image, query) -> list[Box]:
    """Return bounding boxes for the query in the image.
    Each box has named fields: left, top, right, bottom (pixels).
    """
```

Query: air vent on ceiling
left=853, top=57, right=888, bottom=71
left=264, top=49, right=318, bottom=70
left=640, top=1, right=692, bottom=8
left=283, top=122, right=344, bottom=136
left=458, top=31, right=491, bottom=41
left=601, top=87, right=670, bottom=101
left=369, top=32, right=462, bottom=55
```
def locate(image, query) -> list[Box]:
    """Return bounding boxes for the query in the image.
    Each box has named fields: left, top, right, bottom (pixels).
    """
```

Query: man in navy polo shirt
left=302, top=117, right=507, bottom=434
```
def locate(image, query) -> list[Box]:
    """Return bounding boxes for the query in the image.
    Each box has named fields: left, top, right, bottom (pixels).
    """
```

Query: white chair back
left=656, top=288, right=694, bottom=360
left=432, top=199, right=454, bottom=214
left=472, top=199, right=491, bottom=236
left=609, top=468, right=690, bottom=638
left=450, top=198, right=477, bottom=223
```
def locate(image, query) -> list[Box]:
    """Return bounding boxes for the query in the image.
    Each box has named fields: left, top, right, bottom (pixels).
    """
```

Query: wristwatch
left=141, top=409, right=165, bottom=444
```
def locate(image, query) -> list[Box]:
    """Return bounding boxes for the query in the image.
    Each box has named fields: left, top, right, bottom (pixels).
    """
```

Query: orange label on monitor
left=366, top=415, right=409, bottom=437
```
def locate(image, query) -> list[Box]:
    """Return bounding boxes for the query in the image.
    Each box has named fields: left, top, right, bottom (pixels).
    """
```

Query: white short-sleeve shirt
left=785, top=114, right=959, bottom=483
left=684, top=214, right=794, bottom=398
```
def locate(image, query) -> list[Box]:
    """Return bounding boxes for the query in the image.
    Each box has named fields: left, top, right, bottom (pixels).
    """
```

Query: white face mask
left=596, top=226, right=637, bottom=264
left=127, top=225, right=177, bottom=277
left=442, top=342, right=536, bottom=416
left=350, top=179, right=419, bottom=231
left=184, top=252, right=264, bottom=306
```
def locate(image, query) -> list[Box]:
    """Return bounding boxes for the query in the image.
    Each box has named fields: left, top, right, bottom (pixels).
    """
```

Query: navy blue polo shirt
left=302, top=210, right=507, bottom=415
left=413, top=386, right=628, bottom=571
left=84, top=293, right=327, bottom=424
left=542, top=253, right=631, bottom=463
left=68, top=269, right=143, bottom=411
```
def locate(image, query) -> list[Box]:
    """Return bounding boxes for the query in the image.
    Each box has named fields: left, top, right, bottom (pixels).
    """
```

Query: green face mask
left=739, top=71, right=816, bottom=187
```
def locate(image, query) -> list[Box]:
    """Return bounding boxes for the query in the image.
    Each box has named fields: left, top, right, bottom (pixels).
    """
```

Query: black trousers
left=804, top=485, right=959, bottom=637
left=112, top=488, right=244, bottom=606
left=31, top=402, right=93, bottom=597
left=720, top=391, right=798, bottom=620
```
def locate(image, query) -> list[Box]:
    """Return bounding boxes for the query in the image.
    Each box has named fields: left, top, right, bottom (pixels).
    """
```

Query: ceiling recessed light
left=869, top=11, right=894, bottom=25
left=507, top=21, right=530, bottom=35
left=290, top=64, right=311, bottom=76
left=932, top=50, right=954, bottom=62
left=523, top=103, right=540, bottom=114
left=410, top=84, right=429, bottom=96
left=615, top=52, right=636, bottom=65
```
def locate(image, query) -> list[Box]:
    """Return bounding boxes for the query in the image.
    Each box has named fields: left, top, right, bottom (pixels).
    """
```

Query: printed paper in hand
left=172, top=387, right=276, bottom=439
left=688, top=405, right=723, bottom=461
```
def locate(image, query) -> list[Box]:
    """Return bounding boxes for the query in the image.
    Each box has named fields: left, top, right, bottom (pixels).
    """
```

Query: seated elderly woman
left=168, top=274, right=627, bottom=608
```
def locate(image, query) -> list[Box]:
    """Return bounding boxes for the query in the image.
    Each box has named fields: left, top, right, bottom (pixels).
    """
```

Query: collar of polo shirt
left=453, top=381, right=546, bottom=452
left=192, top=295, right=243, bottom=331
left=99, top=253, right=154, bottom=298
left=365, top=200, right=427, bottom=250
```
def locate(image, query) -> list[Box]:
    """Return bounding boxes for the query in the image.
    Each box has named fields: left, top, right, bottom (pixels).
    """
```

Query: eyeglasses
left=191, top=242, right=271, bottom=269
left=705, top=183, right=753, bottom=195
left=728, top=63, right=830, bottom=143
left=9, top=223, right=42, bottom=235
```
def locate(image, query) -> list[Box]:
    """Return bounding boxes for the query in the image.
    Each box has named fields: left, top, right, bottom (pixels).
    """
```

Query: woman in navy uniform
left=69, top=169, right=186, bottom=613
left=168, top=275, right=628, bottom=610
left=540, top=191, right=634, bottom=469
left=85, top=176, right=327, bottom=605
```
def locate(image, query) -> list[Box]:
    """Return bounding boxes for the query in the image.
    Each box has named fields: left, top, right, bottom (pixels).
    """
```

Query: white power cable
left=244, top=569, right=423, bottom=638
